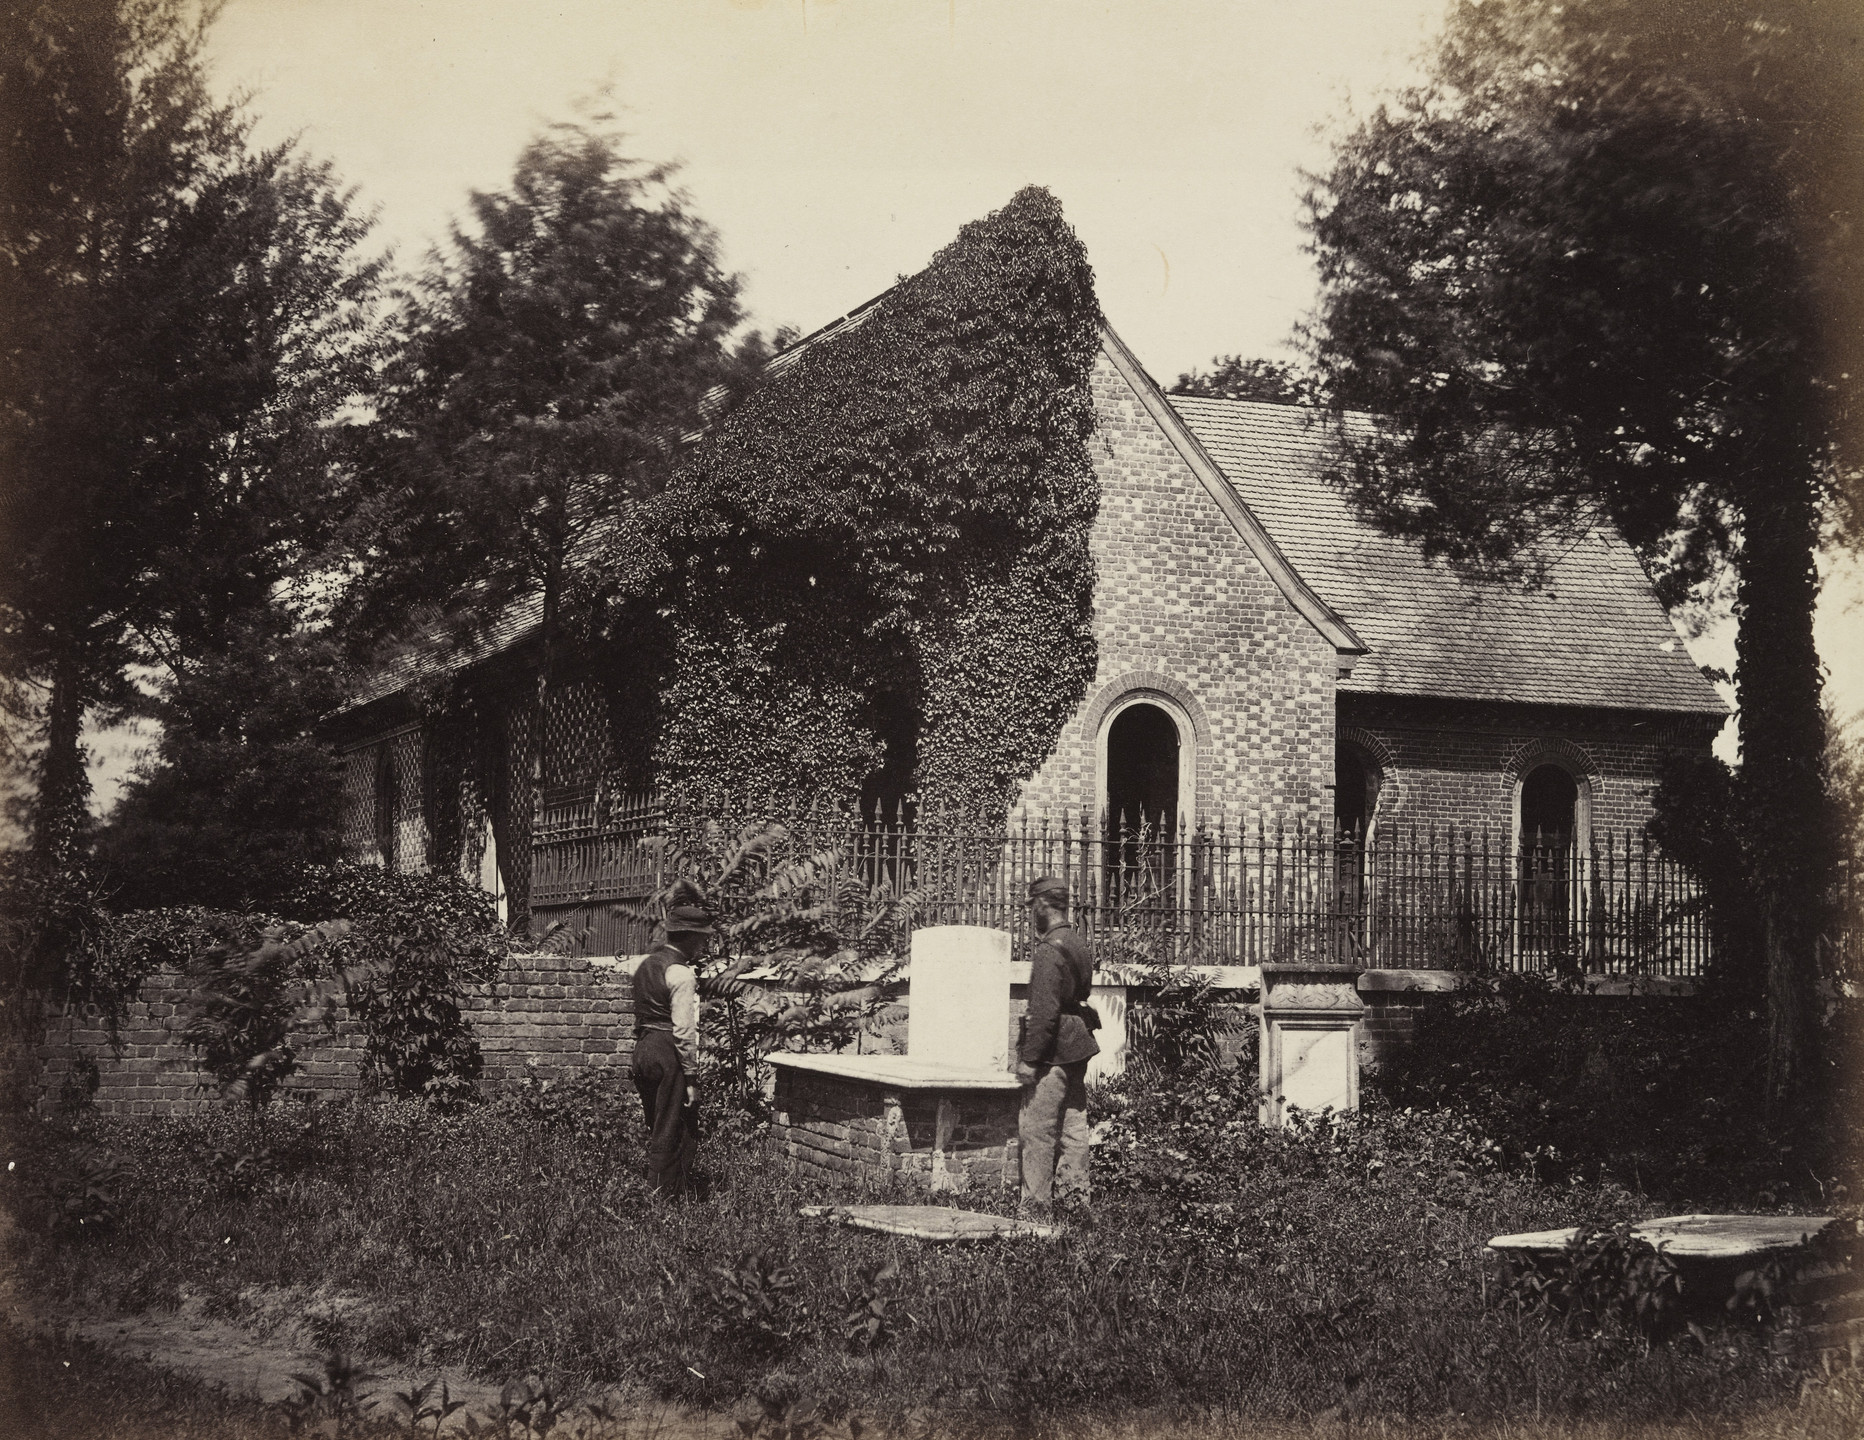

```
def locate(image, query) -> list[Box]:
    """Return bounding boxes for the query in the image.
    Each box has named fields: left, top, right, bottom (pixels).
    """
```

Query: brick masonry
left=1012, top=344, right=1716, bottom=837
left=1016, top=348, right=1339, bottom=822
left=1340, top=693, right=1722, bottom=840
left=33, top=951, right=637, bottom=1116
left=767, top=1066, right=1021, bottom=1192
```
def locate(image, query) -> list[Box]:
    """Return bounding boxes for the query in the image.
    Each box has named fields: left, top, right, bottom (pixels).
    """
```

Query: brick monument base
left=767, top=1053, right=1022, bottom=1192
left=768, top=924, right=1023, bottom=1194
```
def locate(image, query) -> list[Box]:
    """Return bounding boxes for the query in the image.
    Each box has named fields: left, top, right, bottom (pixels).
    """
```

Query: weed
left=16, top=1139, right=125, bottom=1237
left=461, top=1376, right=571, bottom=1439
left=1495, top=1223, right=1686, bottom=1340
left=387, top=1377, right=468, bottom=1437
left=13, top=1087, right=1854, bottom=1433
left=282, top=1350, right=377, bottom=1437
left=838, top=1257, right=901, bottom=1353
left=708, top=1249, right=810, bottom=1357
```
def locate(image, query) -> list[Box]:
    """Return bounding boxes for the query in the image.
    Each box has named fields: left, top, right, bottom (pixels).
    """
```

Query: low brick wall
left=769, top=1064, right=1021, bottom=1193
left=466, top=953, right=635, bottom=1090
left=33, top=957, right=1700, bottom=1118
left=34, top=952, right=637, bottom=1116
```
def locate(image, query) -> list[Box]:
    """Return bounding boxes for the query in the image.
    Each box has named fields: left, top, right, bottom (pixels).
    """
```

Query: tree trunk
left=32, top=656, right=92, bottom=867
left=1734, top=472, right=1829, bottom=1133
left=522, top=550, right=563, bottom=938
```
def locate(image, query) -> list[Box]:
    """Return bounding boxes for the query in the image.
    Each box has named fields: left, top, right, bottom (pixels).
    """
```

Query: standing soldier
left=1015, top=875, right=1099, bottom=1217
left=630, top=895, right=714, bottom=1199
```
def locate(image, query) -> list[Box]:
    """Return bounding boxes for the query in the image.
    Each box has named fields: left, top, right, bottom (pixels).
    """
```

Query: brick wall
left=466, top=953, right=635, bottom=1090
left=34, top=952, right=637, bottom=1116
left=1340, top=693, right=1718, bottom=840
left=1016, top=348, right=1339, bottom=821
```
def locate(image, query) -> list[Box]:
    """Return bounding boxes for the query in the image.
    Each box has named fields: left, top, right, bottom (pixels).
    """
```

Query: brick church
left=1013, top=322, right=1725, bottom=847
left=332, top=220, right=1725, bottom=936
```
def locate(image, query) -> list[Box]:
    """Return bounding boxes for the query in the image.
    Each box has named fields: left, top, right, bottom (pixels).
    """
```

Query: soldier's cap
left=1027, top=876, right=1070, bottom=905
left=665, top=903, right=716, bottom=935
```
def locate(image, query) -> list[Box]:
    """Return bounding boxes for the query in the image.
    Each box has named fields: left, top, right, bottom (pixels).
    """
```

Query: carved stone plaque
left=1258, top=964, right=1364, bottom=1127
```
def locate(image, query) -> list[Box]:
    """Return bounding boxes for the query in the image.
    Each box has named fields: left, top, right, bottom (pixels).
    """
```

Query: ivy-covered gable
left=654, top=187, right=1103, bottom=818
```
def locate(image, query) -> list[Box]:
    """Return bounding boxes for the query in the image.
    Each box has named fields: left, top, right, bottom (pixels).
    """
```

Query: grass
left=5, top=1065, right=1855, bottom=1439
left=5, top=1313, right=1864, bottom=1440
left=1, top=1320, right=292, bottom=1440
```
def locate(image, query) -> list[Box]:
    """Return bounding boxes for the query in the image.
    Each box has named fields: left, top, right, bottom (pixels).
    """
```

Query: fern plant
left=628, top=819, right=921, bottom=1120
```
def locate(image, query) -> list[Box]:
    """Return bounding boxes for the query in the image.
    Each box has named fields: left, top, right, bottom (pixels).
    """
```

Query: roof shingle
left=1168, top=394, right=1726, bottom=717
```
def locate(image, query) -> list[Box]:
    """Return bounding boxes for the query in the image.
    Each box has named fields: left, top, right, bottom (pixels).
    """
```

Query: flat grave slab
left=799, top=1203, right=1062, bottom=1242
left=1489, top=1213, right=1838, bottom=1262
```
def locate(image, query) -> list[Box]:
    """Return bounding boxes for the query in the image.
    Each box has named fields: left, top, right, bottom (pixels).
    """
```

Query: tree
left=92, top=622, right=351, bottom=912
left=1302, top=0, right=1861, bottom=1125
left=1169, top=355, right=1319, bottom=405
left=0, top=0, right=384, bottom=864
left=346, top=111, right=750, bottom=917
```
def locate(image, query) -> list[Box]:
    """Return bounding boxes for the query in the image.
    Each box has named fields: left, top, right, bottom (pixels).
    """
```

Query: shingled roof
left=1168, top=394, right=1726, bottom=717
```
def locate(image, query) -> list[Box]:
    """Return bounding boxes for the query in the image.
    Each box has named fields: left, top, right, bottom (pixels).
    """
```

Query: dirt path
left=5, top=1290, right=732, bottom=1437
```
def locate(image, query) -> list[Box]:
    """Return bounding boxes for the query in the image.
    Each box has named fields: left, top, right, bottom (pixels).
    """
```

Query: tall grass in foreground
left=3, top=1072, right=1849, bottom=1436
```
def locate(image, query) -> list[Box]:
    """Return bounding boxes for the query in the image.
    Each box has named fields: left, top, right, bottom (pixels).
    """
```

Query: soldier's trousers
left=1018, top=1059, right=1090, bottom=1206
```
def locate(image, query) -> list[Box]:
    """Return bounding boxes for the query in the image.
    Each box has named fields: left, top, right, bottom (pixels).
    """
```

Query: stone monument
left=1258, top=962, right=1364, bottom=1126
left=767, top=925, right=1023, bottom=1191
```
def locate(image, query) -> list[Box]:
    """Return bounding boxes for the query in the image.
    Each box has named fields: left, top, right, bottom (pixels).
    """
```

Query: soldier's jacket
left=1020, top=923, right=1100, bottom=1066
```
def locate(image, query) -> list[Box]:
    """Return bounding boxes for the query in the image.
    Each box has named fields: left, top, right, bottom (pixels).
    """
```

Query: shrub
left=707, top=1249, right=810, bottom=1358
left=287, top=863, right=510, bottom=1106
left=1495, top=1223, right=1687, bottom=1340
left=180, top=921, right=351, bottom=1109
left=1368, top=969, right=1850, bottom=1204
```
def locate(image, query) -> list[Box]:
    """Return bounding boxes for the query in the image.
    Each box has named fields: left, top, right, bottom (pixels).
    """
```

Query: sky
left=75, top=0, right=1864, bottom=808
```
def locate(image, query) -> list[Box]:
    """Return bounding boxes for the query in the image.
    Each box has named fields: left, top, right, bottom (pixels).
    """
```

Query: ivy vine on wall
left=653, top=186, right=1103, bottom=822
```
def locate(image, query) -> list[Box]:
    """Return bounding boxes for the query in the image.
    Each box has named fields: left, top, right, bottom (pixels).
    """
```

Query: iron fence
left=525, top=798, right=1719, bottom=974
left=529, top=789, right=666, bottom=955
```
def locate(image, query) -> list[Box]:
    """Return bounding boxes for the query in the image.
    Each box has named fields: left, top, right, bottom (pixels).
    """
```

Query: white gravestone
left=908, top=925, right=1012, bottom=1070
left=1259, top=964, right=1363, bottom=1126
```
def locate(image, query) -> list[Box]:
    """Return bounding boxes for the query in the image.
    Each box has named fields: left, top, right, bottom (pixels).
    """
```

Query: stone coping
left=568, top=956, right=1695, bottom=997
left=1357, top=969, right=1461, bottom=993
left=766, top=1052, right=1023, bottom=1090
left=1490, top=1213, right=1839, bottom=1262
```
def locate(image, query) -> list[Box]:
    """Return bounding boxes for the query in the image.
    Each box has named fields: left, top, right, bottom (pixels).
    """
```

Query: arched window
left=1517, top=763, right=1580, bottom=951
left=1106, top=702, right=1180, bottom=836
left=1101, top=699, right=1185, bottom=915
left=1332, top=744, right=1382, bottom=954
left=1520, top=764, right=1578, bottom=847
left=1334, top=746, right=1379, bottom=840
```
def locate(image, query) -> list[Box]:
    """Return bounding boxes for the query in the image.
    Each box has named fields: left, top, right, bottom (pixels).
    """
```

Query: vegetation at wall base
left=1369, top=969, right=1864, bottom=1205
left=282, top=863, right=512, bottom=1105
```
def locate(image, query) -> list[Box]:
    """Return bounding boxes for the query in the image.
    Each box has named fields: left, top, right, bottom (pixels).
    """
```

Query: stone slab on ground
left=1489, top=1213, right=1839, bottom=1261
left=799, top=1203, right=1062, bottom=1242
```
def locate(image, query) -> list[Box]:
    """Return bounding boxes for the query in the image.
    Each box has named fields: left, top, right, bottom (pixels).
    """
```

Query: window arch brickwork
left=1335, top=724, right=1392, bottom=832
